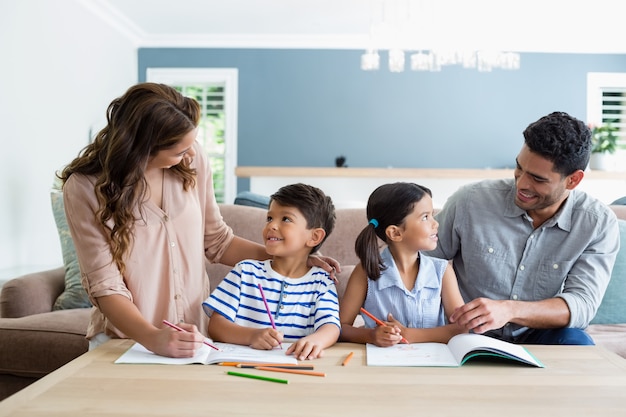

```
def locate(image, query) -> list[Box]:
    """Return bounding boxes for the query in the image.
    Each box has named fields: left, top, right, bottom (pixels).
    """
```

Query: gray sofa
left=1, top=203, right=625, bottom=401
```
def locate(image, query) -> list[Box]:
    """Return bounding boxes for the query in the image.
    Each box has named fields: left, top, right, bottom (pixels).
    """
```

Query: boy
left=203, top=183, right=340, bottom=360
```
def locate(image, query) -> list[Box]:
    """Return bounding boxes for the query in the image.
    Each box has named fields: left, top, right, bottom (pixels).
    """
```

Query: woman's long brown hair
left=59, top=83, right=201, bottom=275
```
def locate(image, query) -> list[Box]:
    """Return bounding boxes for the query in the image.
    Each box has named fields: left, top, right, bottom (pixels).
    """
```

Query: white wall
left=0, top=0, right=137, bottom=274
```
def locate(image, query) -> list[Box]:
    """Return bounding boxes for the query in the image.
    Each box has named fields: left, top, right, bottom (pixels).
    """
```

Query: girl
left=339, top=182, right=466, bottom=346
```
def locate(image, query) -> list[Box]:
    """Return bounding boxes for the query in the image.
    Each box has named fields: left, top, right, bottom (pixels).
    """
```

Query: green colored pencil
left=226, top=371, right=289, bottom=384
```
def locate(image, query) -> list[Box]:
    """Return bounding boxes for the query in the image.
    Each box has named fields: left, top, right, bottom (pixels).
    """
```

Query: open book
left=366, top=333, right=544, bottom=367
left=115, top=342, right=298, bottom=365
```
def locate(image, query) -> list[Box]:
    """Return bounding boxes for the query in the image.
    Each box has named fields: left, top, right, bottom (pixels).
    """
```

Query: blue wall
left=138, top=48, right=626, bottom=175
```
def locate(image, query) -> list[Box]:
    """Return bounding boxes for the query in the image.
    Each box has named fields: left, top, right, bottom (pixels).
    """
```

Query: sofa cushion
left=0, top=309, right=90, bottom=378
left=0, top=268, right=65, bottom=318
left=590, top=219, right=626, bottom=325
left=234, top=191, right=270, bottom=208
left=586, top=323, right=626, bottom=358
left=50, top=190, right=91, bottom=310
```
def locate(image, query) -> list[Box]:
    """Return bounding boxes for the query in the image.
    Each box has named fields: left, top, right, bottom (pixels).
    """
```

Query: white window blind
left=587, top=72, right=626, bottom=148
left=175, top=84, right=227, bottom=202
left=146, top=68, right=239, bottom=204
left=599, top=87, right=626, bottom=146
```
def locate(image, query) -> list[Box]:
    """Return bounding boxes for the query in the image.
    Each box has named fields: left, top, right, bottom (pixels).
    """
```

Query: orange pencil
left=217, top=362, right=242, bottom=367
left=237, top=363, right=315, bottom=371
left=218, top=362, right=308, bottom=368
left=255, top=366, right=326, bottom=377
left=342, top=351, right=354, bottom=366
left=359, top=307, right=409, bottom=344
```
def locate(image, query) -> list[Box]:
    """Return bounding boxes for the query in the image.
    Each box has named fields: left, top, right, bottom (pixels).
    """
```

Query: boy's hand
left=249, top=328, right=284, bottom=350
left=285, top=337, right=325, bottom=360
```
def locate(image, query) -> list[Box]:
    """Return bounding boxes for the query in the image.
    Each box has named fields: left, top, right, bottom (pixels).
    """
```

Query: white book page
left=207, top=342, right=297, bottom=364
left=446, top=334, right=543, bottom=367
left=115, top=343, right=212, bottom=365
left=366, top=343, right=458, bottom=367
left=115, top=342, right=297, bottom=365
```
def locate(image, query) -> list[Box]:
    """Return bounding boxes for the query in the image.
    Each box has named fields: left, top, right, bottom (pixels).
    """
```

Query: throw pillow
left=590, top=219, right=626, bottom=325
left=50, top=190, right=92, bottom=310
left=233, top=191, right=270, bottom=209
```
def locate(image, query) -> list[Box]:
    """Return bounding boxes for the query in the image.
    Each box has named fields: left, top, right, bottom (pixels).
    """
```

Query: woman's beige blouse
left=63, top=141, right=234, bottom=339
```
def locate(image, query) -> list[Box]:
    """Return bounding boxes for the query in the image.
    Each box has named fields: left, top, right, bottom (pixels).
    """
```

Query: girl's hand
left=249, top=328, right=284, bottom=350
left=371, top=325, right=403, bottom=347
left=385, top=313, right=407, bottom=334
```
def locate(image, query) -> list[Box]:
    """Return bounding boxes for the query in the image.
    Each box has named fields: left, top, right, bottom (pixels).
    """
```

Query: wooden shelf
left=236, top=166, right=626, bottom=180
left=235, top=166, right=626, bottom=208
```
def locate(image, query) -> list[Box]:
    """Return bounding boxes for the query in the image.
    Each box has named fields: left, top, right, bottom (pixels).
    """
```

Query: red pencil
left=359, top=307, right=409, bottom=344
left=162, top=319, right=222, bottom=351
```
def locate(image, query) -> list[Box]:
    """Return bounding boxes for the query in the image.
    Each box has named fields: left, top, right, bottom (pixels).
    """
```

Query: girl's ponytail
left=355, top=219, right=384, bottom=280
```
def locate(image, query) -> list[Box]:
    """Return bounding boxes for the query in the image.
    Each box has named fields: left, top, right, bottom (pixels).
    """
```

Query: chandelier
left=360, top=0, right=521, bottom=73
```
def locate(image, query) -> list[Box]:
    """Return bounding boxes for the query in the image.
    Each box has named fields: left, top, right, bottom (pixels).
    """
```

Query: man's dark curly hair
left=523, top=111, right=592, bottom=177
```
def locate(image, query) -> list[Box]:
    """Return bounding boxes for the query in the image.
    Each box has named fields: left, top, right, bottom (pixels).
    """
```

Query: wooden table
left=1, top=340, right=626, bottom=416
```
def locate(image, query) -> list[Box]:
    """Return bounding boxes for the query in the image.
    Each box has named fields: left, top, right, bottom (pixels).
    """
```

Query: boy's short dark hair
left=270, top=183, right=336, bottom=253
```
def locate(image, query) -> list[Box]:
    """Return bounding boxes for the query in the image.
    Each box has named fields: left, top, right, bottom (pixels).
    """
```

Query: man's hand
left=449, top=298, right=511, bottom=334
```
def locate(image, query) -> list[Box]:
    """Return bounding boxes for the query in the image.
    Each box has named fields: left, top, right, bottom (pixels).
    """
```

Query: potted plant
left=589, top=122, right=619, bottom=170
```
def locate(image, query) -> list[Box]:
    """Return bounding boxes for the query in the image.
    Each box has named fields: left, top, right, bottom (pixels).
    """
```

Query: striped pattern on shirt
left=203, top=260, right=340, bottom=341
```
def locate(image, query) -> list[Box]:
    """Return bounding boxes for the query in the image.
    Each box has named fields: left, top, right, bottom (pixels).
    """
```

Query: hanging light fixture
left=360, top=0, right=521, bottom=73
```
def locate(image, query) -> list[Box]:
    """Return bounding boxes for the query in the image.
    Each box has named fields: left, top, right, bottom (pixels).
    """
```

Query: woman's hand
left=307, top=254, right=341, bottom=281
left=157, top=321, right=205, bottom=358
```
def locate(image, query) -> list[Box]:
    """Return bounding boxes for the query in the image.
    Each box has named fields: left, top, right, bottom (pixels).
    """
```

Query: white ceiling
left=83, top=0, right=626, bottom=53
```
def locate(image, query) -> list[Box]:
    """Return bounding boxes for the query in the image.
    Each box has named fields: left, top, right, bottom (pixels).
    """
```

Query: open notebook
left=366, top=333, right=544, bottom=367
left=115, top=342, right=298, bottom=365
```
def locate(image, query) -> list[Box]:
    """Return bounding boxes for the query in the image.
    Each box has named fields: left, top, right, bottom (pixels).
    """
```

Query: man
left=428, top=111, right=620, bottom=345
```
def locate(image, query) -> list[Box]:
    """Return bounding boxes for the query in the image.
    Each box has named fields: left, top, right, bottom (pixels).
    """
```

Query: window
left=587, top=72, right=626, bottom=148
left=146, top=68, right=239, bottom=203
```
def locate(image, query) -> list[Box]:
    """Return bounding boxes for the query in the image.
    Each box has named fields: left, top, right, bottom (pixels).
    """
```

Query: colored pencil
left=162, top=319, right=222, bottom=351
left=255, top=366, right=326, bottom=377
left=226, top=371, right=289, bottom=384
left=218, top=362, right=310, bottom=368
left=242, top=365, right=315, bottom=370
left=342, top=351, right=354, bottom=366
left=258, top=283, right=283, bottom=349
left=359, top=307, right=409, bottom=344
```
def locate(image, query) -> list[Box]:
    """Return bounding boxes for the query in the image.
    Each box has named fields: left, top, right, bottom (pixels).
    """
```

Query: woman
left=60, top=83, right=337, bottom=358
